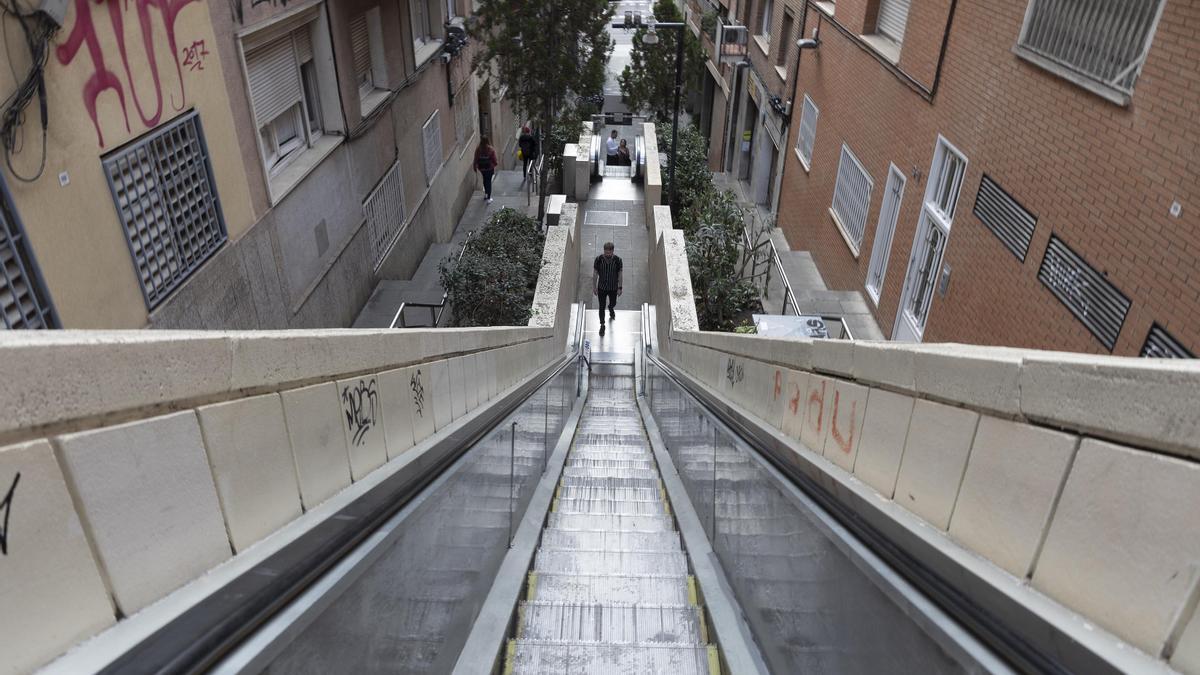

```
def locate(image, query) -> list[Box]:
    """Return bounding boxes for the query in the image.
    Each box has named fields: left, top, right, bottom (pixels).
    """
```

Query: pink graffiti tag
left=57, top=0, right=201, bottom=146
left=773, top=370, right=782, bottom=401
left=182, top=39, right=209, bottom=71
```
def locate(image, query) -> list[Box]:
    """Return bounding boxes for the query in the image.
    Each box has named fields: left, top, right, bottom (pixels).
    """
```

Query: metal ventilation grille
left=1037, top=235, right=1130, bottom=351
left=1141, top=324, right=1194, bottom=358
left=0, top=180, right=57, bottom=328
left=364, top=160, right=406, bottom=269
left=973, top=175, right=1036, bottom=262
left=104, top=112, right=227, bottom=309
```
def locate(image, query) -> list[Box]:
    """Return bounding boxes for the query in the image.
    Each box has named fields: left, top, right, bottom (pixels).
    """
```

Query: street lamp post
left=616, top=15, right=686, bottom=210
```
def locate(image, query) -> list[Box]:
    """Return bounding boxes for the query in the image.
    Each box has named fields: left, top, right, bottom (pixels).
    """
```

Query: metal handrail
left=390, top=230, right=475, bottom=328
left=742, top=221, right=796, bottom=317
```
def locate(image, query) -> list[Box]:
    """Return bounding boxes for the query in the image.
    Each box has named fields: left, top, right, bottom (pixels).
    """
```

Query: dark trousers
left=522, top=156, right=537, bottom=176
left=481, top=170, right=494, bottom=198
left=598, top=289, right=617, bottom=324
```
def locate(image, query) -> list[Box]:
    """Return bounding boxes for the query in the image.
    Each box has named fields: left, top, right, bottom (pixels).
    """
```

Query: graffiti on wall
left=410, top=369, right=426, bottom=419
left=0, top=472, right=19, bottom=556
left=827, top=389, right=858, bottom=455
left=342, top=379, right=380, bottom=447
left=56, top=0, right=203, bottom=147
left=226, top=0, right=293, bottom=25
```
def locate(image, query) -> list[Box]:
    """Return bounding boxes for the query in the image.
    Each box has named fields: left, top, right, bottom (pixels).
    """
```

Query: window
left=876, top=0, right=910, bottom=44
left=776, top=10, right=794, bottom=67
left=422, top=110, right=444, bottom=185
left=446, top=0, right=460, bottom=20
left=103, top=112, right=228, bottom=309
left=865, top=164, right=905, bottom=303
left=829, top=144, right=873, bottom=253
left=364, top=161, right=406, bottom=269
left=0, top=177, right=58, bottom=328
left=411, top=0, right=436, bottom=44
left=1016, top=0, right=1165, bottom=101
left=794, top=94, right=818, bottom=169
left=758, top=0, right=774, bottom=38
left=244, top=19, right=325, bottom=176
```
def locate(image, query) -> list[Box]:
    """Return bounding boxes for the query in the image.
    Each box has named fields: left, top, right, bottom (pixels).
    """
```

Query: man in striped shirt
left=592, top=242, right=623, bottom=337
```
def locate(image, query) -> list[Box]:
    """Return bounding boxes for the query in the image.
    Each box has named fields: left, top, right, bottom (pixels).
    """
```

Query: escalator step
left=507, top=640, right=716, bottom=674
left=530, top=572, right=692, bottom=605
left=547, top=512, right=676, bottom=532
left=539, top=528, right=681, bottom=552
left=516, top=601, right=705, bottom=644
left=534, top=549, right=689, bottom=576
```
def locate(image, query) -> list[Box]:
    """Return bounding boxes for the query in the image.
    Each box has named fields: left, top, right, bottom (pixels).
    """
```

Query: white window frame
left=759, top=0, right=774, bottom=38
left=829, top=143, right=873, bottom=256
left=243, top=20, right=326, bottom=179
left=875, top=0, right=910, bottom=45
left=446, top=0, right=460, bottom=20
left=896, top=136, right=966, bottom=340
left=793, top=94, right=817, bottom=170
left=865, top=163, right=905, bottom=304
left=1014, top=0, right=1166, bottom=104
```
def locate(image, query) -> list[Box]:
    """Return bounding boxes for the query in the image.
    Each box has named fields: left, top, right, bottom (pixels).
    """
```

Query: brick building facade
left=695, top=0, right=1197, bottom=356
left=773, top=0, right=1198, bottom=355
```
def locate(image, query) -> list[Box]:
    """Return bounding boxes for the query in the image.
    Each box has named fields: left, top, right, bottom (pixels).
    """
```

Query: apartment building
left=725, top=0, right=1196, bottom=356
left=0, top=0, right=512, bottom=329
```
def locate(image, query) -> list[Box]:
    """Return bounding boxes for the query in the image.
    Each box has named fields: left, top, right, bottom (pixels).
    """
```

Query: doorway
left=477, top=81, right=493, bottom=143
left=894, top=136, right=966, bottom=342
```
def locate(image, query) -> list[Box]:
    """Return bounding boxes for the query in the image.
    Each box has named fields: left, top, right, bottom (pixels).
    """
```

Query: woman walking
left=474, top=136, right=499, bottom=203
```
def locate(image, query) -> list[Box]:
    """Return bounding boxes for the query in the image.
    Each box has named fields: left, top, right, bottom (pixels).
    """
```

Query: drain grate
left=584, top=210, right=629, bottom=227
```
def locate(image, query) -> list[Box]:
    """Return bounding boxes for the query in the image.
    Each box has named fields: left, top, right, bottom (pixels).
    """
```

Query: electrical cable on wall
left=0, top=0, right=60, bottom=182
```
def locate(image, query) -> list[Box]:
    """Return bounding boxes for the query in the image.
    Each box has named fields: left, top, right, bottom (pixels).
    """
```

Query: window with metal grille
left=1037, top=235, right=1130, bottom=351
left=454, top=88, right=477, bottom=149
left=794, top=94, right=818, bottom=169
left=830, top=144, right=873, bottom=253
left=103, top=112, right=227, bottom=309
left=364, top=161, right=406, bottom=269
left=422, top=110, right=444, bottom=185
left=0, top=177, right=58, bottom=328
left=973, top=174, right=1037, bottom=262
left=1016, top=0, right=1165, bottom=101
left=776, top=10, right=794, bottom=66
left=1141, top=323, right=1193, bottom=359
left=876, top=0, right=911, bottom=44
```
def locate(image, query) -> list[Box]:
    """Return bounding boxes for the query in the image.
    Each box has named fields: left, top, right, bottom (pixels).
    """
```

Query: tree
left=472, top=0, right=614, bottom=223
left=617, top=0, right=705, bottom=123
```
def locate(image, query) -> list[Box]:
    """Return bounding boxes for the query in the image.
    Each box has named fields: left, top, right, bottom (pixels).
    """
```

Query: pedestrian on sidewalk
left=518, top=126, right=539, bottom=178
left=474, top=137, right=499, bottom=203
left=605, top=130, right=620, bottom=166
left=593, top=242, right=623, bottom=337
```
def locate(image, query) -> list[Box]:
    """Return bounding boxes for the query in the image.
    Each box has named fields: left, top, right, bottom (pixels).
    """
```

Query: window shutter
left=351, top=15, right=372, bottom=86
left=877, top=0, right=911, bottom=43
left=294, top=27, right=313, bottom=64
left=246, top=35, right=303, bottom=127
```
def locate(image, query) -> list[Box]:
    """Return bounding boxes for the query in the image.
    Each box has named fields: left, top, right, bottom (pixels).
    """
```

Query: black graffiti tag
left=725, top=358, right=744, bottom=388
left=410, top=369, right=426, bottom=419
left=0, top=472, right=19, bottom=556
left=342, top=379, right=379, bottom=447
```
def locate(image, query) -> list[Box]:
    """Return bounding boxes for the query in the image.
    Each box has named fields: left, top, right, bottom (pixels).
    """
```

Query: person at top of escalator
left=617, top=139, right=631, bottom=166
left=606, top=130, right=620, bottom=165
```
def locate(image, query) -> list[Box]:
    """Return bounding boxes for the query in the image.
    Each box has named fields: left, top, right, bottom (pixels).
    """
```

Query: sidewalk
left=353, top=170, right=537, bottom=328
left=713, top=172, right=886, bottom=340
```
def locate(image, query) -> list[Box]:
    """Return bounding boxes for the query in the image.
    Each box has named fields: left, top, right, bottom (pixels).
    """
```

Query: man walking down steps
left=593, top=242, right=623, bottom=338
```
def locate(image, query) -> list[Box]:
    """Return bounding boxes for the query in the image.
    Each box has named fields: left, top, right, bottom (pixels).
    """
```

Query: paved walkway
left=576, top=179, right=652, bottom=333
left=353, top=170, right=537, bottom=328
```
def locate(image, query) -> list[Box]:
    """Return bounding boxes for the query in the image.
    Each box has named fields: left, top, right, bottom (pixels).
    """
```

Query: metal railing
left=389, top=230, right=474, bottom=329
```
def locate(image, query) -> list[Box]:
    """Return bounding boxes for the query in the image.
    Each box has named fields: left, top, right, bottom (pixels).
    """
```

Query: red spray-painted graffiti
left=806, top=380, right=826, bottom=435
left=772, top=370, right=782, bottom=402
left=828, top=389, right=858, bottom=455
left=56, top=0, right=202, bottom=146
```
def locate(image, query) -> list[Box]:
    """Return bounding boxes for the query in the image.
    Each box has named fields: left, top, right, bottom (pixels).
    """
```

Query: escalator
left=93, top=309, right=1025, bottom=674
left=505, top=363, right=715, bottom=672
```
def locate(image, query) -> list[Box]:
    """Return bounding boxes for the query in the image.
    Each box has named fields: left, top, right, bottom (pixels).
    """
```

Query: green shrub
left=440, top=208, right=545, bottom=326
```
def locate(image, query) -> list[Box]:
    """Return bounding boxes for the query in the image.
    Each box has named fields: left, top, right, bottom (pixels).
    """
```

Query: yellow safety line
left=526, top=572, right=538, bottom=601
left=707, top=645, right=721, bottom=675
left=698, top=607, right=711, bottom=643
left=516, top=604, right=526, bottom=638
left=687, top=575, right=699, bottom=606
left=503, top=640, right=517, bottom=675
left=659, top=481, right=672, bottom=516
